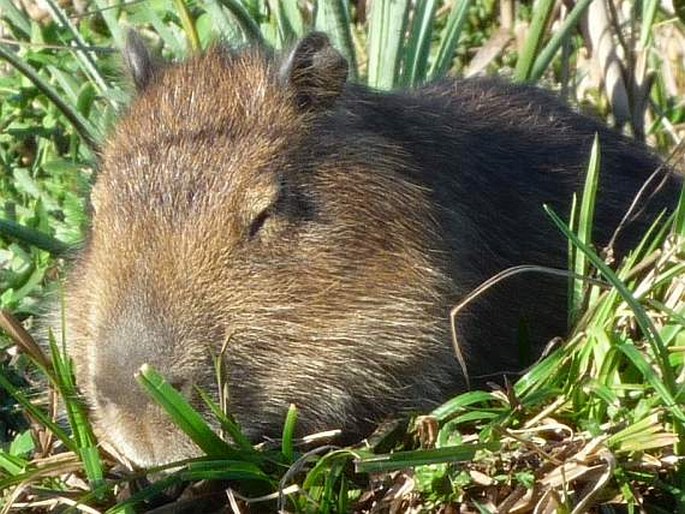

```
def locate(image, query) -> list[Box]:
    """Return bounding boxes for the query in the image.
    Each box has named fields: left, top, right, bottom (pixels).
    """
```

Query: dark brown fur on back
left=63, top=33, right=682, bottom=466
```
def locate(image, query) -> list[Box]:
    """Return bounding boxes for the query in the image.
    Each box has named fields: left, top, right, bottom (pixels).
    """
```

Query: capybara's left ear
left=281, top=32, right=349, bottom=111
left=123, top=30, right=158, bottom=92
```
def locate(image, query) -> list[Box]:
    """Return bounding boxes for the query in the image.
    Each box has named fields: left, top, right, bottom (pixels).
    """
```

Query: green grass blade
left=355, top=444, right=481, bottom=473
left=314, top=0, right=358, bottom=80
left=567, top=193, right=579, bottom=323
left=42, top=0, right=110, bottom=95
left=301, top=449, right=356, bottom=491
left=279, top=0, right=305, bottom=38
left=131, top=5, right=186, bottom=56
left=48, top=65, right=81, bottom=105
left=607, top=412, right=677, bottom=453
left=430, top=390, right=502, bottom=421
left=202, top=0, right=246, bottom=44
left=615, top=341, right=683, bottom=421
left=516, top=348, right=569, bottom=398
left=0, top=0, right=31, bottom=36
left=674, top=181, right=685, bottom=236
left=173, top=0, right=201, bottom=51
left=0, top=450, right=27, bottom=475
left=0, top=458, right=106, bottom=491
left=436, top=413, right=495, bottom=449
left=584, top=378, right=619, bottom=408
left=615, top=211, right=671, bottom=282
left=48, top=329, right=105, bottom=492
left=268, top=0, right=298, bottom=45
left=402, top=0, right=438, bottom=86
left=0, top=44, right=99, bottom=150
left=570, top=134, right=601, bottom=324
left=281, top=403, right=298, bottom=462
left=195, top=387, right=255, bottom=452
left=136, top=364, right=236, bottom=458
left=88, top=0, right=125, bottom=49
left=108, top=460, right=271, bottom=513
left=316, top=457, right=347, bottom=510
left=367, top=0, right=410, bottom=89
left=529, top=0, right=593, bottom=82
left=214, top=0, right=264, bottom=43
left=428, top=0, right=472, bottom=80
left=452, top=411, right=505, bottom=425
left=76, top=81, right=97, bottom=119
left=0, top=218, right=69, bottom=255
left=514, top=0, right=555, bottom=81
left=640, top=0, right=659, bottom=47
left=180, top=459, right=270, bottom=481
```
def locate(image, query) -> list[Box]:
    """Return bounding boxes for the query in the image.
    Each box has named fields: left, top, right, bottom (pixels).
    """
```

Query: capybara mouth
left=95, top=400, right=203, bottom=467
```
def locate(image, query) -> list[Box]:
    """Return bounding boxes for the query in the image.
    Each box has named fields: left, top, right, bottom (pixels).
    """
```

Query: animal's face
left=64, top=34, right=450, bottom=466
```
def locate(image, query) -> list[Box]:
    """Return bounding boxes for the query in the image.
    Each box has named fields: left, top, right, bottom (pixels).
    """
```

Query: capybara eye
left=248, top=209, right=271, bottom=239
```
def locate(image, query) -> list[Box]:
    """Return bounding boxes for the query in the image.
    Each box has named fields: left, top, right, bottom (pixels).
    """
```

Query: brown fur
left=62, top=33, right=681, bottom=466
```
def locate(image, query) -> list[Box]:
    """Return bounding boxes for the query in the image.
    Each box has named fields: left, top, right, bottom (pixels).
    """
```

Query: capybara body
left=63, top=33, right=681, bottom=466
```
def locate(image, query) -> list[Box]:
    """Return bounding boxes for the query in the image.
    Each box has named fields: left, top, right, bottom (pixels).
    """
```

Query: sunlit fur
left=63, top=35, right=681, bottom=467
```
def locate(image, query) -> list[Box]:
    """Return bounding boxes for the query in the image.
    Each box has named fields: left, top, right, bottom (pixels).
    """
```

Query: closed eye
left=248, top=209, right=271, bottom=239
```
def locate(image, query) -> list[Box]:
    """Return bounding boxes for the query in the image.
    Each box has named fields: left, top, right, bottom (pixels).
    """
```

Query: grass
left=0, top=0, right=684, bottom=512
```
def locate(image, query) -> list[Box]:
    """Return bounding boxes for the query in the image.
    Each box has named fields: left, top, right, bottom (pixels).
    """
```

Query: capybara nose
left=94, top=359, right=194, bottom=415
left=90, top=312, right=193, bottom=414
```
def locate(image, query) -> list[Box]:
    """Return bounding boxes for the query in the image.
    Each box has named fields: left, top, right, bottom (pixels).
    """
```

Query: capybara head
left=64, top=33, right=461, bottom=466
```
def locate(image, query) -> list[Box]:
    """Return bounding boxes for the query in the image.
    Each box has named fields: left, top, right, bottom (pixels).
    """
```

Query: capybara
left=61, top=32, right=681, bottom=466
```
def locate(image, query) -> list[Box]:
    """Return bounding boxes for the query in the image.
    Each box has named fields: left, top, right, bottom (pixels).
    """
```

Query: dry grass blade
left=582, top=0, right=630, bottom=125
left=451, top=265, right=609, bottom=387
left=607, top=141, right=685, bottom=253
left=465, top=27, right=513, bottom=77
left=0, top=452, right=91, bottom=514
left=0, top=310, right=51, bottom=372
left=6, top=497, right=103, bottom=514
left=495, top=434, right=613, bottom=512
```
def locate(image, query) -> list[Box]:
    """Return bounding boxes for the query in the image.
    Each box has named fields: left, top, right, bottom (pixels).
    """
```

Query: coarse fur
left=62, top=33, right=682, bottom=467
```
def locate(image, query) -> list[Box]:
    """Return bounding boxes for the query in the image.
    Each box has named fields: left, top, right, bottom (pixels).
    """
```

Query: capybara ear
left=281, top=32, right=348, bottom=111
left=123, top=30, right=157, bottom=92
